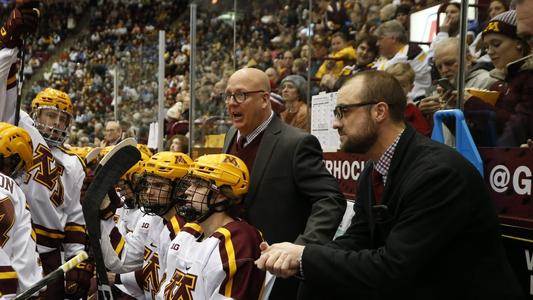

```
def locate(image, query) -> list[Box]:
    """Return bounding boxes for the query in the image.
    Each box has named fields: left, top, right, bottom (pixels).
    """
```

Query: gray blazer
left=223, top=115, right=346, bottom=245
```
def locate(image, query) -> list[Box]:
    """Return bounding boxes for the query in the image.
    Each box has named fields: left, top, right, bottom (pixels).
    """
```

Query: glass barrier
left=189, top=0, right=237, bottom=158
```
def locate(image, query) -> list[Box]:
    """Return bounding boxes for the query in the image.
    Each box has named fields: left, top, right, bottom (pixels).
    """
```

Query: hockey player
left=99, top=151, right=192, bottom=299
left=27, top=88, right=92, bottom=299
left=0, top=4, right=91, bottom=298
left=157, top=154, right=267, bottom=300
left=97, top=143, right=151, bottom=234
left=0, top=122, right=43, bottom=295
left=114, top=147, right=150, bottom=235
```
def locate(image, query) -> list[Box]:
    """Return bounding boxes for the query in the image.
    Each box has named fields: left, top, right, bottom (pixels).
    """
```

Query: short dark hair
left=356, top=35, right=379, bottom=55
left=344, top=71, right=406, bottom=123
left=331, top=31, right=347, bottom=42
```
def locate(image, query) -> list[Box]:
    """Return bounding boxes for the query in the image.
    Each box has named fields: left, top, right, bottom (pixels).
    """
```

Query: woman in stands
left=465, top=10, right=533, bottom=147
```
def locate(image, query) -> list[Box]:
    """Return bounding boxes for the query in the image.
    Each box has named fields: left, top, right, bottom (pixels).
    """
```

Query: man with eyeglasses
left=256, top=71, right=523, bottom=299
left=222, top=67, right=345, bottom=299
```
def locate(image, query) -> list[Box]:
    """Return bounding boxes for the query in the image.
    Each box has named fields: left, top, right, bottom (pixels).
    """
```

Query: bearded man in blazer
left=222, top=68, right=346, bottom=299
left=256, top=71, right=523, bottom=299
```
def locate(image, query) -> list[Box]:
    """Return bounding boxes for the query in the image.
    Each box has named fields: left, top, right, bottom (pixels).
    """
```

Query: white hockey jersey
left=375, top=44, right=432, bottom=99
left=0, top=47, right=87, bottom=258
left=101, top=214, right=184, bottom=299
left=0, top=248, right=17, bottom=299
left=19, top=112, right=86, bottom=258
left=0, top=172, right=43, bottom=294
left=157, top=220, right=266, bottom=300
left=115, top=206, right=143, bottom=236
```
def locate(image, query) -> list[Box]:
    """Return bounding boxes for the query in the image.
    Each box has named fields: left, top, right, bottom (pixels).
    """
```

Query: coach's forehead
left=227, top=68, right=269, bottom=92
left=338, top=77, right=365, bottom=105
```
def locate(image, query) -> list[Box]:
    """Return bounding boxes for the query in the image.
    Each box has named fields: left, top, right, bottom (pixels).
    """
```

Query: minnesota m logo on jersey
left=142, top=247, right=165, bottom=299
left=164, top=269, right=197, bottom=300
left=27, top=144, right=64, bottom=206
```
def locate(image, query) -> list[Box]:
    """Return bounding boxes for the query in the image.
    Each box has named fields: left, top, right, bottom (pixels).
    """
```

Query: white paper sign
left=311, top=92, right=340, bottom=152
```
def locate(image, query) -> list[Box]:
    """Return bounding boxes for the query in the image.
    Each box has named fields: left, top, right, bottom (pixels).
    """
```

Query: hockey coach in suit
left=222, top=67, right=346, bottom=299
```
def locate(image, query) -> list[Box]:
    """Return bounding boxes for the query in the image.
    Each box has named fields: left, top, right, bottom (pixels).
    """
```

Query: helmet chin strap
left=196, top=190, right=231, bottom=223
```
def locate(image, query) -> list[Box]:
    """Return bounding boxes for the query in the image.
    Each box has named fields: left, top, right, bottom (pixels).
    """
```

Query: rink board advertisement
left=323, top=148, right=533, bottom=297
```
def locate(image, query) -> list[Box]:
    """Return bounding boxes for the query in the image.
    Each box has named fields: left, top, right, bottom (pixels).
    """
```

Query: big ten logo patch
left=170, top=243, right=180, bottom=251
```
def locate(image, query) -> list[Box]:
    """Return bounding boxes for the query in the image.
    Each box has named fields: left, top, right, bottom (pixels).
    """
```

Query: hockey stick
left=14, top=251, right=88, bottom=300
left=83, top=138, right=140, bottom=300
left=14, top=40, right=25, bottom=126
left=85, top=147, right=102, bottom=164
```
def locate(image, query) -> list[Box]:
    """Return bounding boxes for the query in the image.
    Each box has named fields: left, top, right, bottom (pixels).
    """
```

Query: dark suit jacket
left=298, top=125, right=524, bottom=299
left=223, top=115, right=346, bottom=245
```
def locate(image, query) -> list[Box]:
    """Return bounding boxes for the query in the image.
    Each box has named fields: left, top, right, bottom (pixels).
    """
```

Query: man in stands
left=101, top=120, right=123, bottom=147
left=375, top=20, right=432, bottom=99
left=418, top=37, right=497, bottom=117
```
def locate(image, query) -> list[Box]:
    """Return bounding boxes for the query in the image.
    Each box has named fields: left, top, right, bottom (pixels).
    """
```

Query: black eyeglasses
left=333, top=102, right=379, bottom=119
left=222, top=90, right=266, bottom=104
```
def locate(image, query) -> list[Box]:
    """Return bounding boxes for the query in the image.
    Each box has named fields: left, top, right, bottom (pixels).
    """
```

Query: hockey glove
left=99, top=188, right=123, bottom=220
left=0, top=7, right=40, bottom=48
left=65, top=260, right=95, bottom=300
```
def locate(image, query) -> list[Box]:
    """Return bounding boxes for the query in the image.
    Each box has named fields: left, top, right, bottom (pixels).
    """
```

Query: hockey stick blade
left=83, top=142, right=140, bottom=300
left=14, top=251, right=88, bottom=300
left=85, top=147, right=102, bottom=164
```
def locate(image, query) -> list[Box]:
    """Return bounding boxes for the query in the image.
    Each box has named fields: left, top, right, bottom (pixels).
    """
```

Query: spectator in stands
left=334, top=36, right=379, bottom=90
left=432, top=2, right=461, bottom=48
left=395, top=4, right=411, bottom=31
left=488, top=0, right=509, bottom=19
left=316, top=32, right=356, bottom=80
left=222, top=67, right=345, bottom=300
left=280, top=75, right=310, bottom=132
left=419, top=37, right=497, bottom=118
left=517, top=0, right=533, bottom=48
left=278, top=50, right=295, bottom=79
left=366, top=4, right=381, bottom=23
left=375, top=20, right=432, bottom=99
left=101, top=120, right=122, bottom=147
left=266, top=67, right=280, bottom=91
left=292, top=58, right=308, bottom=79
left=465, top=10, right=533, bottom=147
left=386, top=62, right=432, bottom=136
left=256, top=71, right=524, bottom=299
left=168, top=134, right=188, bottom=153
left=380, top=3, right=397, bottom=22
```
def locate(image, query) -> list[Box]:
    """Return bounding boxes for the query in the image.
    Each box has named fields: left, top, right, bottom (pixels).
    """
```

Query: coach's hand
left=0, top=7, right=40, bottom=48
left=255, top=242, right=303, bottom=278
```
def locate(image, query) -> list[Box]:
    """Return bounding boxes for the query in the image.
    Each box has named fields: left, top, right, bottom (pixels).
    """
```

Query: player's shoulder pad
left=56, top=145, right=87, bottom=169
left=212, top=220, right=263, bottom=248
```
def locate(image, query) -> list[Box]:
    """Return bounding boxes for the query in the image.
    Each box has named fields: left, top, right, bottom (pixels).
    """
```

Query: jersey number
left=0, top=198, right=15, bottom=247
left=27, top=144, right=65, bottom=206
